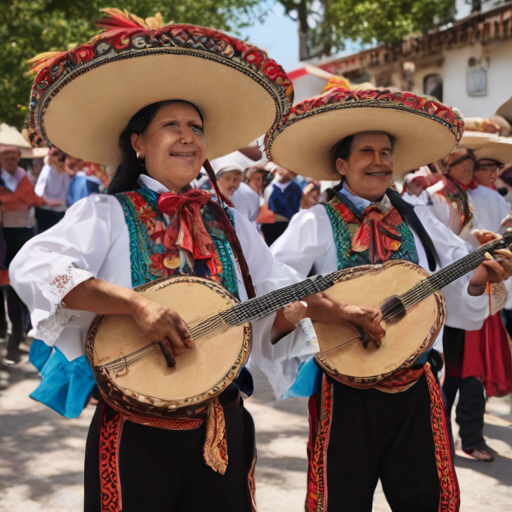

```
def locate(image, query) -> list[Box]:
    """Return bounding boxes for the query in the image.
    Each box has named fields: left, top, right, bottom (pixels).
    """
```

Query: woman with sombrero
left=7, top=10, right=368, bottom=511
left=265, top=86, right=512, bottom=511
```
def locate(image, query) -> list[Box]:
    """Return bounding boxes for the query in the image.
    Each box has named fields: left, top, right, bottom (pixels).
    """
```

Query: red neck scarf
left=157, top=189, right=255, bottom=298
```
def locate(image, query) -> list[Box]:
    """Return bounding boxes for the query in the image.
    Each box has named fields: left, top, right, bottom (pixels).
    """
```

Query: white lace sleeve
left=33, top=262, right=94, bottom=344
left=9, top=195, right=117, bottom=346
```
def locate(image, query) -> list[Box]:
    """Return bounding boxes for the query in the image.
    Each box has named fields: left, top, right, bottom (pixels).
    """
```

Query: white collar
left=138, top=174, right=170, bottom=194
left=339, top=185, right=391, bottom=213
left=273, top=179, right=292, bottom=192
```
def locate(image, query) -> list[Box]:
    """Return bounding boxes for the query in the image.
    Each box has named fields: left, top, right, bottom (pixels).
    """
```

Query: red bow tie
left=157, top=189, right=218, bottom=277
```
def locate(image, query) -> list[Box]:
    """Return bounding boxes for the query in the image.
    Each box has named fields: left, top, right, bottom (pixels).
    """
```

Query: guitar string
left=398, top=243, right=496, bottom=310
left=104, top=238, right=505, bottom=370
left=102, top=275, right=335, bottom=370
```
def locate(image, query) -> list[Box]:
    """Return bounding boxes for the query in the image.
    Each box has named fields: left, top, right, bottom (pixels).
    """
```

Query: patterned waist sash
left=98, top=393, right=235, bottom=512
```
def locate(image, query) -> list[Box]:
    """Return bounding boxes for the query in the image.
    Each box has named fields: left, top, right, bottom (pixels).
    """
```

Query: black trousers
left=3, top=227, right=33, bottom=353
left=84, top=395, right=255, bottom=512
left=442, top=326, right=486, bottom=449
left=261, top=222, right=289, bottom=246
left=326, top=375, right=441, bottom=512
left=35, top=208, right=65, bottom=233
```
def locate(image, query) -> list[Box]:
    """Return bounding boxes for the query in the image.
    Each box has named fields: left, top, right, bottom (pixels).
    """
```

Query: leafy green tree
left=279, top=0, right=457, bottom=60
left=0, top=0, right=263, bottom=128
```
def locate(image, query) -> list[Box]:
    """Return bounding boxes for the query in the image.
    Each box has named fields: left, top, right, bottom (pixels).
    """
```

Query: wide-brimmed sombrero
left=0, top=123, right=31, bottom=152
left=266, top=87, right=463, bottom=180
left=460, top=132, right=512, bottom=165
left=28, top=9, right=293, bottom=166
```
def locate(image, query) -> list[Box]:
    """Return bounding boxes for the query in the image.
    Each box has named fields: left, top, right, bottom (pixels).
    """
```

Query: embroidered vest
left=116, top=187, right=240, bottom=298
left=324, top=192, right=419, bottom=270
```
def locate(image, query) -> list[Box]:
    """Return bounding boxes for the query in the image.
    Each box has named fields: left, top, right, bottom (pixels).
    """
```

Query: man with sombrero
left=436, top=133, right=512, bottom=462
left=265, top=87, right=512, bottom=511
left=459, top=132, right=511, bottom=237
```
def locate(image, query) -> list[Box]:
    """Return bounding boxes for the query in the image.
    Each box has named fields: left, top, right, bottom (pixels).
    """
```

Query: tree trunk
left=298, top=0, right=309, bottom=61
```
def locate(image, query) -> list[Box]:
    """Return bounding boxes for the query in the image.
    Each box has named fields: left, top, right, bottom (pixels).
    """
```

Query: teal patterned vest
left=324, top=191, right=419, bottom=270
left=116, top=187, right=240, bottom=299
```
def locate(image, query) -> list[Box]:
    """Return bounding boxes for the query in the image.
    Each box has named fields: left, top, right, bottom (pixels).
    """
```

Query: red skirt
left=463, top=313, right=512, bottom=397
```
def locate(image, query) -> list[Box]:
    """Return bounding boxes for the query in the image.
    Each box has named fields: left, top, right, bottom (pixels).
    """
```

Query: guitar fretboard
left=399, top=237, right=505, bottom=308
left=221, top=273, right=336, bottom=326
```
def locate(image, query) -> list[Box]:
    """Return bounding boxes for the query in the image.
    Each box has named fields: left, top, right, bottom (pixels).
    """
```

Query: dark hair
left=108, top=100, right=203, bottom=194
left=333, top=132, right=395, bottom=166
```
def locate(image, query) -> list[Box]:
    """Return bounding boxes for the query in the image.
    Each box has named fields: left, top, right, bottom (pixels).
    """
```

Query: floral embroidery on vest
left=324, top=192, right=419, bottom=270
left=116, top=187, right=239, bottom=299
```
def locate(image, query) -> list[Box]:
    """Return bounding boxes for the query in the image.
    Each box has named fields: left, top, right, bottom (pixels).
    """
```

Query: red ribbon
left=158, top=189, right=218, bottom=278
left=351, top=205, right=402, bottom=264
left=157, top=188, right=256, bottom=298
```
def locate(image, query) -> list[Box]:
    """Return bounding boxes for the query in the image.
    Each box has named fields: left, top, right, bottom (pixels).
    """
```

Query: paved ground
left=1, top=357, right=511, bottom=511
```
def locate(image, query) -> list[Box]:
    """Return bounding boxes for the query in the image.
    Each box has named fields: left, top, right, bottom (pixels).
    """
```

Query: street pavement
left=0, top=358, right=511, bottom=511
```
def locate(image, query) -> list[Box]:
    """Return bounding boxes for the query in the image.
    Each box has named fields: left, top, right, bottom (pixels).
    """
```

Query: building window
left=424, top=74, right=443, bottom=102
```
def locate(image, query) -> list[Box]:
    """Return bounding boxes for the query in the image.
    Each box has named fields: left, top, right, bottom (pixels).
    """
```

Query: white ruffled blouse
left=9, top=175, right=307, bottom=399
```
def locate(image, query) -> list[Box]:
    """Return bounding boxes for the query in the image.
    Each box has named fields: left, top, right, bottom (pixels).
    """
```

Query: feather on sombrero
left=28, top=9, right=293, bottom=166
left=265, top=87, right=464, bottom=181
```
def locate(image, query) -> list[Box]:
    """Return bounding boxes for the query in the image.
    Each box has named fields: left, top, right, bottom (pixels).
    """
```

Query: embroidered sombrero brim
left=28, top=10, right=293, bottom=166
left=460, top=132, right=512, bottom=165
left=266, top=88, right=463, bottom=180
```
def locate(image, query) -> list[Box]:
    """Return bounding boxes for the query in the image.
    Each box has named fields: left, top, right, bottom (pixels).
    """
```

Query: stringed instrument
left=86, top=232, right=512, bottom=419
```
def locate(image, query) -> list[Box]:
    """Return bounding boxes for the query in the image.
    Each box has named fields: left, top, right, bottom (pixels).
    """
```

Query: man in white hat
left=0, top=145, right=49, bottom=363
left=459, top=132, right=511, bottom=239
left=210, top=149, right=263, bottom=224
left=263, top=87, right=512, bottom=511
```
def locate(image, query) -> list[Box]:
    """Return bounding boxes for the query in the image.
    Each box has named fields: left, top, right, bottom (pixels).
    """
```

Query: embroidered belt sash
left=98, top=393, right=236, bottom=512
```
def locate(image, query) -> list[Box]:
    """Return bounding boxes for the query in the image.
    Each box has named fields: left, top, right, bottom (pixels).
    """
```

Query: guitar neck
left=221, top=271, right=342, bottom=326
left=221, top=236, right=508, bottom=327
left=398, top=237, right=506, bottom=308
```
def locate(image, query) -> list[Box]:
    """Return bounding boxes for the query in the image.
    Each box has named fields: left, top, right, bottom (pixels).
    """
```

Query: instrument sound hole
left=380, top=295, right=406, bottom=324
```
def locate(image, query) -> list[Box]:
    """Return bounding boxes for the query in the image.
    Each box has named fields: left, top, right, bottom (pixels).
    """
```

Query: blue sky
left=240, top=3, right=300, bottom=72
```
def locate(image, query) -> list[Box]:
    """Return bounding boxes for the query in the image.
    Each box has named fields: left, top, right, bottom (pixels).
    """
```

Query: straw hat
left=265, top=87, right=463, bottom=181
left=496, top=96, right=512, bottom=124
left=0, top=123, right=31, bottom=152
left=460, top=132, right=512, bottom=165
left=28, top=9, right=293, bottom=167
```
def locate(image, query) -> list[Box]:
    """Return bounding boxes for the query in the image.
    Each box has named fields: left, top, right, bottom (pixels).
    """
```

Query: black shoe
left=462, top=444, right=495, bottom=462
left=4, top=348, right=27, bottom=365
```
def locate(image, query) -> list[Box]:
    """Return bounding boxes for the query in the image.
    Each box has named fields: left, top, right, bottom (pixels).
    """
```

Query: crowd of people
left=0, top=146, right=106, bottom=363
left=1, top=8, right=512, bottom=512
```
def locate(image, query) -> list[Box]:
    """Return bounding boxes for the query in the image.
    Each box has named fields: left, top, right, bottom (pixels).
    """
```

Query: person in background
left=415, top=146, right=512, bottom=462
left=229, top=148, right=268, bottom=225
left=300, top=180, right=321, bottom=210
left=34, top=148, right=71, bottom=232
left=261, top=163, right=302, bottom=245
left=498, top=164, right=512, bottom=207
left=210, top=159, right=243, bottom=201
left=246, top=166, right=269, bottom=196
left=65, top=156, right=102, bottom=206
left=473, top=158, right=501, bottom=189
left=0, top=146, right=47, bottom=363
left=27, top=157, right=44, bottom=184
